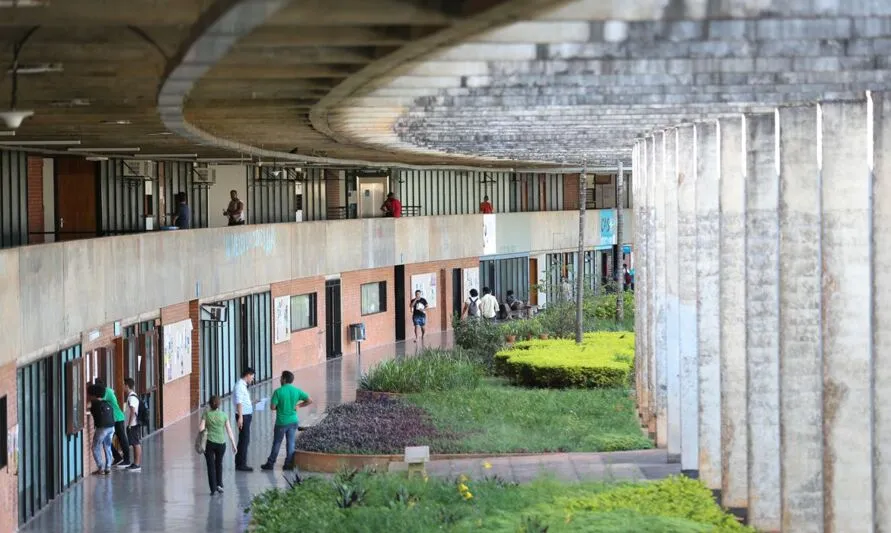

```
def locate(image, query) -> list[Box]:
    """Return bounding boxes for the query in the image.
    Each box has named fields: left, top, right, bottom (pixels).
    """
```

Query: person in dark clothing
left=174, top=192, right=192, bottom=229
left=94, top=378, right=130, bottom=467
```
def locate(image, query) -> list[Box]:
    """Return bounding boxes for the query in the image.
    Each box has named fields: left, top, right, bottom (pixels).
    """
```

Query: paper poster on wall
left=599, top=210, right=616, bottom=247
left=8, top=424, right=17, bottom=475
left=482, top=214, right=497, bottom=255
left=162, top=319, right=193, bottom=384
left=462, top=267, right=480, bottom=297
left=411, top=272, right=438, bottom=308
left=274, top=295, right=291, bottom=345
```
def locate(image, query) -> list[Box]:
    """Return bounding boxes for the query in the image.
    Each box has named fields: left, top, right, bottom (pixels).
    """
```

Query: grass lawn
left=251, top=473, right=753, bottom=533
left=405, top=378, right=652, bottom=454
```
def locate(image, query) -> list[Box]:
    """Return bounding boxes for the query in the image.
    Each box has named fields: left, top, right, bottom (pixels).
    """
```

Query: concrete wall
left=3, top=210, right=630, bottom=367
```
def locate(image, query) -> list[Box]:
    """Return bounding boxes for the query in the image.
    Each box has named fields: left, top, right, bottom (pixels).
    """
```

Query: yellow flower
left=458, top=474, right=468, bottom=483
left=458, top=483, right=469, bottom=493
left=463, top=491, right=473, bottom=500
left=482, top=461, right=492, bottom=469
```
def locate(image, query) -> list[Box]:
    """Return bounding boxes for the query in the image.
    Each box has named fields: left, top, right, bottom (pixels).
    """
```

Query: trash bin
left=349, top=323, right=366, bottom=342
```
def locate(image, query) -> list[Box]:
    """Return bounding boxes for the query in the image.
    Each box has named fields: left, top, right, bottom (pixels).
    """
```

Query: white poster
left=274, top=295, right=291, bottom=345
left=482, top=214, right=497, bottom=256
left=410, top=272, right=438, bottom=309
left=163, top=319, right=193, bottom=384
left=462, top=267, right=480, bottom=297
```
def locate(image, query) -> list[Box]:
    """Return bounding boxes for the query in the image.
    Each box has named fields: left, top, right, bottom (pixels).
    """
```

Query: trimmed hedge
left=494, top=332, right=634, bottom=388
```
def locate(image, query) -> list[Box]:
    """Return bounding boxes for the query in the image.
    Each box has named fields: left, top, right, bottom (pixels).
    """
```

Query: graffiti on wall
left=225, top=227, right=277, bottom=260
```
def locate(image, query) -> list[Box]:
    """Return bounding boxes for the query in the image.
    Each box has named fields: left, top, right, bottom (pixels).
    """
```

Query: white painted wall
left=42, top=158, right=54, bottom=243
left=208, top=165, right=247, bottom=228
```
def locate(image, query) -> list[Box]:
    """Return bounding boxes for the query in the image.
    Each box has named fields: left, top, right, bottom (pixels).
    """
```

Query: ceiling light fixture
left=0, top=140, right=81, bottom=146
left=100, top=119, right=131, bottom=125
left=49, top=98, right=91, bottom=108
left=196, top=157, right=250, bottom=163
left=145, top=131, right=173, bottom=136
left=135, top=153, right=198, bottom=159
left=0, top=130, right=15, bottom=136
left=85, top=156, right=109, bottom=162
left=7, top=63, right=62, bottom=75
left=0, top=0, right=49, bottom=6
left=67, top=147, right=140, bottom=153
left=3, top=26, right=38, bottom=130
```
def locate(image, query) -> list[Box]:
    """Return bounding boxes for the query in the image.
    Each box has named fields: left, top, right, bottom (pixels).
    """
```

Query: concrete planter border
left=292, top=449, right=547, bottom=473
left=354, top=389, right=405, bottom=402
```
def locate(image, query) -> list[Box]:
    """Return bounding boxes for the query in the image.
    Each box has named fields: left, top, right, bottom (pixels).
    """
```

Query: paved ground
left=18, top=332, right=677, bottom=533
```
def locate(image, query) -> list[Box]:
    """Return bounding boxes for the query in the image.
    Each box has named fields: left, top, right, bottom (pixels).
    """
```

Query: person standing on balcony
left=224, top=189, right=246, bottom=226
left=174, top=192, right=191, bottom=229
left=380, top=192, right=402, bottom=218
left=410, top=290, right=428, bottom=343
left=479, top=195, right=493, bottom=214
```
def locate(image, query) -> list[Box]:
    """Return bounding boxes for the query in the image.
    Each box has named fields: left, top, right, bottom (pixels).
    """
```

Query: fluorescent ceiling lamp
left=7, top=63, right=63, bottom=74
left=0, top=0, right=49, bottom=6
left=0, top=130, right=15, bottom=136
left=145, top=131, right=173, bottom=136
left=85, top=156, right=109, bottom=161
left=67, top=147, right=140, bottom=153
left=197, top=158, right=250, bottom=163
left=0, top=140, right=81, bottom=146
left=100, top=119, right=131, bottom=125
left=136, top=153, right=197, bottom=158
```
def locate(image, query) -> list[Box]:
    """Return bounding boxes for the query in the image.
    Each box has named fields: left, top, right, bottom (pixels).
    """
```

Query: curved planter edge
left=355, top=389, right=405, bottom=402
left=293, top=450, right=552, bottom=473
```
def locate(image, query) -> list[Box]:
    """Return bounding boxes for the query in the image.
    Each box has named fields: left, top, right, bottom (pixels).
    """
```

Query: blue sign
left=599, top=210, right=616, bottom=246
left=623, top=245, right=632, bottom=254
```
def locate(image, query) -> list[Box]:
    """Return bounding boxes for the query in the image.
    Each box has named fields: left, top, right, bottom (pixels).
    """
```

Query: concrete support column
left=694, top=120, right=721, bottom=494
left=634, top=140, right=650, bottom=426
left=718, top=116, right=749, bottom=514
left=744, top=112, right=782, bottom=532
left=777, top=105, right=823, bottom=532
left=676, top=125, right=699, bottom=475
left=663, top=128, right=682, bottom=462
left=873, top=92, right=891, bottom=533
left=820, top=100, right=874, bottom=532
left=646, top=135, right=658, bottom=436
left=653, top=131, right=668, bottom=448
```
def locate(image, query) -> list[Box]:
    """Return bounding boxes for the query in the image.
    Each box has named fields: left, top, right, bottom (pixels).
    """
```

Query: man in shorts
left=123, top=378, right=142, bottom=472
left=410, top=290, right=428, bottom=342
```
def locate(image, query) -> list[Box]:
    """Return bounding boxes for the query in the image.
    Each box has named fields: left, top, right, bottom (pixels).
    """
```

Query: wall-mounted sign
left=162, top=319, right=193, bottom=384
left=600, top=210, right=616, bottom=246
left=410, top=273, right=438, bottom=309
left=462, top=267, right=480, bottom=297
left=273, top=296, right=291, bottom=345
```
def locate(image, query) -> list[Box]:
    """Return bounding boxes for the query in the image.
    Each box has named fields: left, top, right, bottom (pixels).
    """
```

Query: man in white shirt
left=233, top=368, right=255, bottom=471
left=478, top=287, right=499, bottom=320
left=123, top=377, right=142, bottom=472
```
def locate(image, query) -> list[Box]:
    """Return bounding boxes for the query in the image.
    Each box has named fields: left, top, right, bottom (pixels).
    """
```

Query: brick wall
left=160, top=302, right=193, bottom=425
left=563, top=173, right=580, bottom=211
left=27, top=156, right=44, bottom=244
left=0, top=361, right=17, bottom=533
left=404, top=257, right=479, bottom=336
left=270, top=277, right=327, bottom=375
left=341, top=267, right=396, bottom=351
left=189, top=300, right=200, bottom=411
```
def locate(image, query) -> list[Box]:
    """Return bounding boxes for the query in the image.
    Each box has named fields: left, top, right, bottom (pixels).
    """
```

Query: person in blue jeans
left=87, top=384, right=116, bottom=475
left=261, top=370, right=312, bottom=471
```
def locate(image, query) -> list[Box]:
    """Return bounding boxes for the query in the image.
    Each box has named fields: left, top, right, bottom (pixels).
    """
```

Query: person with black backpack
left=87, top=384, right=115, bottom=475
left=462, top=288, right=481, bottom=318
left=124, top=378, right=145, bottom=472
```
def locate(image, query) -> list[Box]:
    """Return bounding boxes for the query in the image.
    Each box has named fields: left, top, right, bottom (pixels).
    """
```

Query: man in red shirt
left=479, top=195, right=493, bottom=214
left=380, top=192, right=402, bottom=218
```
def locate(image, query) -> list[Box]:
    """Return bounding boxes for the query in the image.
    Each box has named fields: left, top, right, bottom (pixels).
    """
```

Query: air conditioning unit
left=121, top=160, right=154, bottom=180
left=192, top=166, right=216, bottom=184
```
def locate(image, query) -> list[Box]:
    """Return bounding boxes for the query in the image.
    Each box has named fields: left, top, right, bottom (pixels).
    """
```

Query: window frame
left=360, top=281, right=388, bottom=316
left=64, top=359, right=85, bottom=436
left=290, top=292, right=318, bottom=332
left=0, top=395, right=6, bottom=469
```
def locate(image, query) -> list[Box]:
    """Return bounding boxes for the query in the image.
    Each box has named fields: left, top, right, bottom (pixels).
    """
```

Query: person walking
left=462, top=288, right=481, bottom=318
left=198, top=395, right=237, bottom=495
left=478, top=287, right=499, bottom=320
left=123, top=378, right=143, bottom=472
left=260, top=371, right=312, bottom=471
left=409, top=290, right=428, bottom=343
left=87, top=384, right=115, bottom=476
left=173, top=192, right=192, bottom=229
left=233, top=368, right=255, bottom=472
left=94, top=379, right=130, bottom=468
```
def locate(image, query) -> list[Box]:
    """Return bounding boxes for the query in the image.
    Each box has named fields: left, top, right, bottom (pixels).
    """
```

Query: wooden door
left=529, top=258, right=538, bottom=305
left=55, top=157, right=97, bottom=240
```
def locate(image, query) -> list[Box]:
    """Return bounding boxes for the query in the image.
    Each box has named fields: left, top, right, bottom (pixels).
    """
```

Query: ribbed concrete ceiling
left=4, top=0, right=891, bottom=167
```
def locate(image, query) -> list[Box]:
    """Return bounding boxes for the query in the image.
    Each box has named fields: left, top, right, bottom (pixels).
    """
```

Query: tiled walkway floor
left=18, top=332, right=677, bottom=533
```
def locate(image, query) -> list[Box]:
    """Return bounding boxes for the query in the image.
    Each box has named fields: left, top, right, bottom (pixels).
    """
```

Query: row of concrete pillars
left=632, top=94, right=891, bottom=533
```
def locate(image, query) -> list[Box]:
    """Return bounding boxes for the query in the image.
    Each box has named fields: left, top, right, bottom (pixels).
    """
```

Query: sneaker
left=235, top=466, right=254, bottom=472
left=217, top=486, right=224, bottom=493
left=111, top=459, right=123, bottom=467
left=260, top=463, right=274, bottom=471
left=127, top=464, right=141, bottom=472
left=114, top=462, right=131, bottom=469
left=91, top=469, right=105, bottom=476
left=102, top=470, right=111, bottom=476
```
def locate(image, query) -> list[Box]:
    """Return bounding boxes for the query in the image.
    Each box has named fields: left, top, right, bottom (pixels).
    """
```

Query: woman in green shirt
left=198, top=395, right=237, bottom=495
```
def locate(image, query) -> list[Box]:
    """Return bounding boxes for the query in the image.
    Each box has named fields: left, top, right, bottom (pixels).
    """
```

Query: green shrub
left=561, top=476, right=753, bottom=532
left=359, top=350, right=483, bottom=393
left=494, top=332, right=634, bottom=389
left=453, top=316, right=504, bottom=370
left=534, top=287, right=635, bottom=339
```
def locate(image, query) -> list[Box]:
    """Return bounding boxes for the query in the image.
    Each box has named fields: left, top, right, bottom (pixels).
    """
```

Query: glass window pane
left=290, top=294, right=315, bottom=331
left=361, top=282, right=382, bottom=315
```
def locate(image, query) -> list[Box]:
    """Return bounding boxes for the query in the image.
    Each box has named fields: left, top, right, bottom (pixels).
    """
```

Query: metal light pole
left=615, top=161, right=625, bottom=322
left=575, top=159, right=587, bottom=344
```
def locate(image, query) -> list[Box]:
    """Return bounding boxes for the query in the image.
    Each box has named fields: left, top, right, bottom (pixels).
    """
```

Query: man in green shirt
left=95, top=379, right=130, bottom=467
left=260, top=370, right=312, bottom=471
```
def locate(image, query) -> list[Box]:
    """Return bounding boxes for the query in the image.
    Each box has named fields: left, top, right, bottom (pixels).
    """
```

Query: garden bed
left=251, top=472, right=754, bottom=533
left=495, top=332, right=635, bottom=389
left=297, top=380, right=651, bottom=460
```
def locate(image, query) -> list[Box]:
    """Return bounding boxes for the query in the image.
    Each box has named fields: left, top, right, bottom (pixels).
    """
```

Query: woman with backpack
left=87, top=384, right=116, bottom=475
left=198, top=395, right=237, bottom=495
